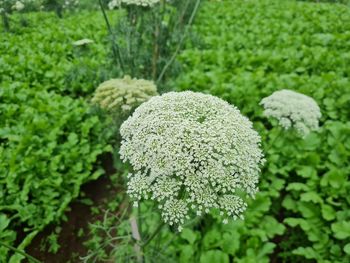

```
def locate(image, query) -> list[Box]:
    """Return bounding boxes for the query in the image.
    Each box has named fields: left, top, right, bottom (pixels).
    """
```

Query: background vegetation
left=0, top=0, right=349, bottom=262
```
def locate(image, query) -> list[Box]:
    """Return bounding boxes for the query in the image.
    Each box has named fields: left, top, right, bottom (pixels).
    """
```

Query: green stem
left=266, top=128, right=283, bottom=152
left=1, top=12, right=10, bottom=31
left=0, top=241, right=41, bottom=263
left=141, top=222, right=165, bottom=248
left=137, top=203, right=143, bottom=240
left=98, top=0, right=125, bottom=74
left=156, top=0, right=201, bottom=83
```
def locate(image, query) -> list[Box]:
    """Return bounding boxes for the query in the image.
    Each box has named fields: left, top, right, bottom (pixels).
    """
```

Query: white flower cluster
left=12, top=0, right=24, bottom=10
left=72, top=38, right=94, bottom=46
left=63, top=0, right=79, bottom=9
left=108, top=0, right=159, bottom=9
left=260, top=89, right=321, bottom=137
left=91, top=75, right=158, bottom=116
left=0, top=0, right=42, bottom=13
left=120, top=91, right=265, bottom=229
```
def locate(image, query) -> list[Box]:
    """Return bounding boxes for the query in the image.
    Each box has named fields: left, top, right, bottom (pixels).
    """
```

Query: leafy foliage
left=0, top=82, right=112, bottom=261
left=103, top=0, right=201, bottom=85
left=0, top=11, right=119, bottom=97
left=171, top=0, right=350, bottom=262
left=2, top=0, right=350, bottom=262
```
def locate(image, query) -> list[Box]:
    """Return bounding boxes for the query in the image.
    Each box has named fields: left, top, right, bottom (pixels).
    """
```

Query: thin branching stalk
left=175, top=0, right=191, bottom=31
left=151, top=11, right=160, bottom=80
left=98, top=0, right=125, bottom=74
left=135, top=10, right=144, bottom=76
left=1, top=12, right=10, bottom=31
left=157, top=0, right=201, bottom=83
left=141, top=222, right=165, bottom=248
left=128, top=7, right=138, bottom=76
left=137, top=204, right=143, bottom=240
left=265, top=128, right=283, bottom=152
left=0, top=241, right=41, bottom=263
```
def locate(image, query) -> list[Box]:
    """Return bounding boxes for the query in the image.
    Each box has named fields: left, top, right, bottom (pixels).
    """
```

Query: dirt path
left=26, top=153, right=120, bottom=263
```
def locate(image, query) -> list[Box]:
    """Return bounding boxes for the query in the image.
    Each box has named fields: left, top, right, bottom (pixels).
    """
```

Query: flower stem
left=266, top=128, right=283, bottom=152
left=157, top=0, right=202, bottom=83
left=141, top=222, right=165, bottom=248
left=1, top=12, right=10, bottom=31
left=98, top=0, right=125, bottom=74
left=0, top=241, right=41, bottom=263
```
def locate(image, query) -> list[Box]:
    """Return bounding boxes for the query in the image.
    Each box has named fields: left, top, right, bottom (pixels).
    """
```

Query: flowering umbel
left=108, top=0, right=160, bottom=9
left=260, top=89, right=321, bottom=137
left=120, top=91, right=265, bottom=230
left=91, top=76, right=158, bottom=116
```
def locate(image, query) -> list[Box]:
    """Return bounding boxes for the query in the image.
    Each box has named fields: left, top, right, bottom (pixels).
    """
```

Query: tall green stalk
left=1, top=12, right=10, bottom=31
left=141, top=222, right=165, bottom=248
left=98, top=0, right=125, bottom=74
left=0, top=241, right=41, bottom=263
left=157, top=0, right=202, bottom=83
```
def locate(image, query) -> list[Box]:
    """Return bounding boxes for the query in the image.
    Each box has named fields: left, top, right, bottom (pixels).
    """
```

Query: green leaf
left=300, top=192, right=322, bottom=204
left=203, top=228, right=221, bottom=250
left=284, top=218, right=311, bottom=231
left=344, top=244, right=350, bottom=255
left=293, top=247, right=319, bottom=260
left=179, top=245, right=194, bottom=263
left=321, top=169, right=347, bottom=189
left=321, top=204, right=336, bottom=221
left=0, top=214, right=10, bottom=232
left=286, top=183, right=309, bottom=192
left=180, top=229, right=198, bottom=245
left=297, top=166, right=317, bottom=179
left=258, top=242, right=276, bottom=258
left=297, top=202, right=320, bottom=218
left=282, top=195, right=298, bottom=212
left=331, top=221, right=350, bottom=240
left=200, top=250, right=229, bottom=263
left=221, top=231, right=240, bottom=255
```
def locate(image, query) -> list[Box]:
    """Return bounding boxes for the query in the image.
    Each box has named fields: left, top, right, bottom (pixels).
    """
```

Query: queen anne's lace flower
left=12, top=1, right=24, bottom=10
left=73, top=38, right=94, bottom=46
left=108, top=0, right=159, bottom=9
left=91, top=76, right=158, bottom=116
left=120, top=91, right=265, bottom=229
left=260, top=89, right=321, bottom=137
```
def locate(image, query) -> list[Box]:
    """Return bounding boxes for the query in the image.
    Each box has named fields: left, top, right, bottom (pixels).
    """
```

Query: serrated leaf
left=300, top=192, right=322, bottom=204
left=200, top=250, right=229, bottom=263
left=293, top=247, right=319, bottom=260
left=344, top=244, right=350, bottom=255
left=331, top=221, right=350, bottom=240
left=180, top=229, right=198, bottom=245
left=321, top=204, right=336, bottom=221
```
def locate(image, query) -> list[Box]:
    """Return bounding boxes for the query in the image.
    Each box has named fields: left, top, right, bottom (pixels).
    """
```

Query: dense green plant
left=0, top=83, right=112, bottom=262
left=83, top=0, right=350, bottom=261
left=0, top=11, right=119, bottom=97
left=0, top=0, right=42, bottom=30
left=171, top=0, right=350, bottom=262
left=100, top=0, right=202, bottom=86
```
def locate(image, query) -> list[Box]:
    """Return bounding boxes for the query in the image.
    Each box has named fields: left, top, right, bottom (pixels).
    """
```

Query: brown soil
left=25, top=153, right=120, bottom=263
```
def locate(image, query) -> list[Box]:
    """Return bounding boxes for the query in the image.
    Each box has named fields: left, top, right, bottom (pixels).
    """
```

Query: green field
left=1, top=0, right=350, bottom=262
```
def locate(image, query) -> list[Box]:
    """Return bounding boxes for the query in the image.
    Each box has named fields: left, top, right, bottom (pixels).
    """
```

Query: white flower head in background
left=108, top=0, right=121, bottom=9
left=260, top=89, right=321, bottom=137
left=122, top=0, right=160, bottom=7
left=72, top=38, right=94, bottom=46
left=91, top=76, right=158, bottom=115
left=63, top=0, right=79, bottom=9
left=108, top=0, right=160, bottom=9
left=12, top=1, right=25, bottom=11
left=120, top=91, right=265, bottom=230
